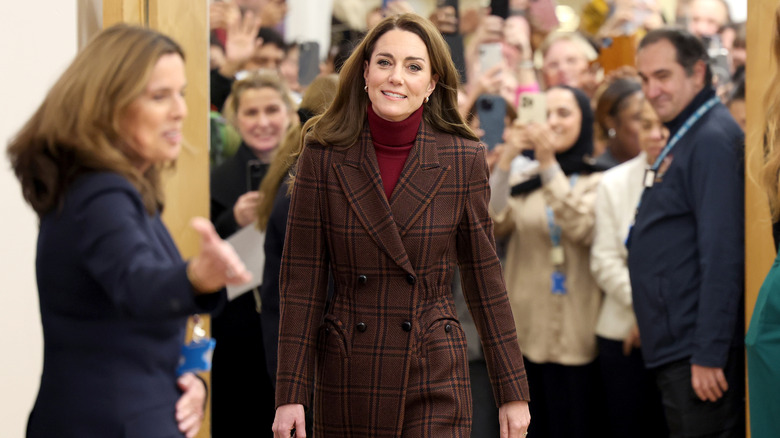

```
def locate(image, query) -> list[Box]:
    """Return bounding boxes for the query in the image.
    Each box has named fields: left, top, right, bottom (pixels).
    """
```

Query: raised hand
left=187, top=217, right=251, bottom=293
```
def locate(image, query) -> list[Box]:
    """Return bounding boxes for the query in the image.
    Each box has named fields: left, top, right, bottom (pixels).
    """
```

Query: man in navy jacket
left=628, top=28, right=745, bottom=437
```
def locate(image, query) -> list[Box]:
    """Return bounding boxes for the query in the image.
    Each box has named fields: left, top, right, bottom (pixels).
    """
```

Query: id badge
left=176, top=315, right=216, bottom=376
left=550, top=246, right=564, bottom=266
left=551, top=271, right=567, bottom=295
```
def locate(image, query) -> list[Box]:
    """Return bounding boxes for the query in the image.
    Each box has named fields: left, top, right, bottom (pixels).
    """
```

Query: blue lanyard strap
left=650, top=96, right=720, bottom=172
left=547, top=173, right=579, bottom=246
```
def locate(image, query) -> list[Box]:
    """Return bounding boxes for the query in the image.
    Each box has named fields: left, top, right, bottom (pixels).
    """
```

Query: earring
left=425, top=96, right=430, bottom=103
left=608, top=128, right=616, bottom=138
left=364, top=85, right=368, bottom=92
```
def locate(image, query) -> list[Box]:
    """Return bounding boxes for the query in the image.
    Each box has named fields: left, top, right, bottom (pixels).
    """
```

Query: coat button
left=402, top=321, right=412, bottom=332
left=356, top=322, right=367, bottom=332
left=406, top=274, right=416, bottom=285
left=358, top=275, right=367, bottom=285
left=444, top=324, right=452, bottom=333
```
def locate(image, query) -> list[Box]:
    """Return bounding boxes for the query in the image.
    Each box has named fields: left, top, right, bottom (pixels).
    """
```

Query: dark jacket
left=259, top=178, right=291, bottom=383
left=27, top=172, right=222, bottom=438
left=627, top=87, right=744, bottom=369
left=210, top=142, right=268, bottom=239
left=275, top=122, right=529, bottom=437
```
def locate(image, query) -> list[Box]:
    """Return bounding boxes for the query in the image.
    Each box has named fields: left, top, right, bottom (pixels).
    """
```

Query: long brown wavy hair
left=256, top=74, right=340, bottom=231
left=763, top=7, right=780, bottom=221
left=7, top=24, right=185, bottom=217
left=302, top=13, right=478, bottom=149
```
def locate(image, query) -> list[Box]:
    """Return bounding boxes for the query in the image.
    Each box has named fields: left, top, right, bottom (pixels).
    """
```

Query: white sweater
left=590, top=153, right=649, bottom=340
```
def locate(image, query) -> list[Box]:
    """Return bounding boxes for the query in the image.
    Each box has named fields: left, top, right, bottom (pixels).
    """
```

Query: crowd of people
left=8, top=0, right=767, bottom=437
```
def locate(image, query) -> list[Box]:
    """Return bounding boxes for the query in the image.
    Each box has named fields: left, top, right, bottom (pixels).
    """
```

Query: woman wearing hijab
left=490, top=86, right=604, bottom=438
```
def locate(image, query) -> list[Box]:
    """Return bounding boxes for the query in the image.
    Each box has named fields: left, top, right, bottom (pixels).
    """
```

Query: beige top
left=490, top=164, right=602, bottom=365
left=590, top=153, right=647, bottom=341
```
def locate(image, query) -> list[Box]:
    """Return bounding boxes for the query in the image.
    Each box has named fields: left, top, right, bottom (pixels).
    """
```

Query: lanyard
left=629, top=96, right=720, bottom=246
left=644, top=96, right=720, bottom=181
left=547, top=173, right=579, bottom=247
left=639, top=95, right=720, bottom=195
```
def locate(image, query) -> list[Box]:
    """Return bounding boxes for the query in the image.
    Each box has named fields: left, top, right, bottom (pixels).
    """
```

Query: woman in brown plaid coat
left=272, top=14, right=530, bottom=438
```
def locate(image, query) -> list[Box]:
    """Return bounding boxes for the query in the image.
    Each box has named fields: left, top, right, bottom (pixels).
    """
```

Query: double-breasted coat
left=275, top=121, right=530, bottom=437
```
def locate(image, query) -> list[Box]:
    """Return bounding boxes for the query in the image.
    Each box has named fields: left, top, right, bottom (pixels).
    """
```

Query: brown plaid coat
left=276, top=121, right=530, bottom=437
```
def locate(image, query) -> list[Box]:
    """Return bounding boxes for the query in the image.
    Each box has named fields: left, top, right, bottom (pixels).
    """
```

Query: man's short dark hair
left=639, top=27, right=713, bottom=86
left=257, top=26, right=287, bottom=52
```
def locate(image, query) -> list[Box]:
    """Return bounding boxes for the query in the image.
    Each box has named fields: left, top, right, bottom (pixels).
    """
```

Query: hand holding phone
left=477, top=94, right=507, bottom=150
left=517, top=92, right=547, bottom=125
left=479, top=42, right=504, bottom=74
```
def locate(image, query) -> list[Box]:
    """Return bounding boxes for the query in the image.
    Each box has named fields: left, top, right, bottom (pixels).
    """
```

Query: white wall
left=0, top=1, right=95, bottom=435
left=284, top=0, right=334, bottom=60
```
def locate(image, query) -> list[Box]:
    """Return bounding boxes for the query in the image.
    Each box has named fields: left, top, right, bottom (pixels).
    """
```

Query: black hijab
left=511, top=86, right=603, bottom=196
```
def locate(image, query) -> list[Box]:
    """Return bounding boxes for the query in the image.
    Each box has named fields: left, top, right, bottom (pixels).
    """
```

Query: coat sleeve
left=457, top=144, right=530, bottom=406
left=590, top=175, right=633, bottom=308
left=542, top=167, right=601, bottom=246
left=275, top=146, right=330, bottom=408
left=690, top=128, right=744, bottom=368
left=74, top=178, right=216, bottom=318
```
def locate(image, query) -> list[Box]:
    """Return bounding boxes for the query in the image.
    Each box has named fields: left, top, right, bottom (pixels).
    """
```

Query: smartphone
left=477, top=95, right=506, bottom=150
left=479, top=42, right=503, bottom=74
left=246, top=160, right=264, bottom=192
left=298, top=41, right=320, bottom=87
left=517, top=92, right=547, bottom=125
left=527, top=0, right=559, bottom=33
left=490, top=0, right=509, bottom=19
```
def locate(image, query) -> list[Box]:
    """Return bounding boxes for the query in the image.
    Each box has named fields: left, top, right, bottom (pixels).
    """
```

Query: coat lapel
left=333, top=129, right=413, bottom=274
left=389, top=123, right=450, bottom=237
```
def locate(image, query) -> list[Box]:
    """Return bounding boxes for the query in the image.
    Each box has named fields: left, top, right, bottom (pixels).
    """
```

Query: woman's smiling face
left=363, top=29, right=438, bottom=122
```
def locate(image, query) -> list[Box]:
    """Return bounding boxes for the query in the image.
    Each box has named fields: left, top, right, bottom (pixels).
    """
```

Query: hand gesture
left=187, top=217, right=251, bottom=293
left=220, top=6, right=262, bottom=77
left=498, top=400, right=531, bottom=438
left=691, top=364, right=729, bottom=402
left=233, top=191, right=262, bottom=228
left=524, top=122, right=558, bottom=169
left=273, top=403, right=307, bottom=437
left=622, top=324, right=642, bottom=356
left=176, top=373, right=206, bottom=438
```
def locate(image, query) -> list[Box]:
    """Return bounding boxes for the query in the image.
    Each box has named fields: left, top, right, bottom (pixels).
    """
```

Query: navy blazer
left=26, top=172, right=223, bottom=438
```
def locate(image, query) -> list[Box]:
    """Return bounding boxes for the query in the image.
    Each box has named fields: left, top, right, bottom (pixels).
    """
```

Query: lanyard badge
left=546, top=174, right=579, bottom=295
left=177, top=315, right=216, bottom=376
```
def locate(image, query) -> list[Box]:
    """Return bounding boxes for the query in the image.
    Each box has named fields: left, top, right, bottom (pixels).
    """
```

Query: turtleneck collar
left=664, top=86, right=715, bottom=138
left=367, top=104, right=423, bottom=147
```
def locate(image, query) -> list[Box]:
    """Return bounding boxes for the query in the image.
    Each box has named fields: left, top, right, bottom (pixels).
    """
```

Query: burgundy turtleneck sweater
left=367, top=104, right=423, bottom=200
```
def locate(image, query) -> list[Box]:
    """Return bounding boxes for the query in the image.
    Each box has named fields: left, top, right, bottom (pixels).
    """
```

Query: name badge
left=177, top=315, right=215, bottom=376
left=550, top=246, right=565, bottom=266
left=643, top=169, right=656, bottom=188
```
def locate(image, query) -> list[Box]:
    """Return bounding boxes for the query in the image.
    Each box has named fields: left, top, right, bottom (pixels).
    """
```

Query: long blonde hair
left=303, top=13, right=477, bottom=150
left=762, top=7, right=780, bottom=221
left=6, top=24, right=184, bottom=217
left=256, top=74, right=339, bottom=231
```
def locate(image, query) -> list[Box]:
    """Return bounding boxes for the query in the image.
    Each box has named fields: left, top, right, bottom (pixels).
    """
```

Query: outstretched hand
left=187, top=217, right=251, bottom=293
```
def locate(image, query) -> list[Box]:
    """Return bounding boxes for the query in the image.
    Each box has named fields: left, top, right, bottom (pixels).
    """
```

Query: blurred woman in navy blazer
left=7, top=24, right=250, bottom=438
